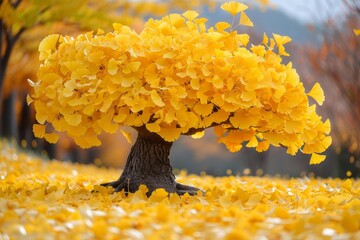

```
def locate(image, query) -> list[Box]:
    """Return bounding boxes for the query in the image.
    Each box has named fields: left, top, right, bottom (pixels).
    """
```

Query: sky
left=268, top=0, right=348, bottom=24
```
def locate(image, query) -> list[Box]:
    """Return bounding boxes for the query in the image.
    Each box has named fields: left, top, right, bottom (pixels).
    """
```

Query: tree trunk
left=101, top=127, right=202, bottom=196
left=2, top=91, right=18, bottom=141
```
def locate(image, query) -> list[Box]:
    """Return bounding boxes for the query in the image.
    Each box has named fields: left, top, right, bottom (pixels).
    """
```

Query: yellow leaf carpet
left=0, top=141, right=359, bottom=239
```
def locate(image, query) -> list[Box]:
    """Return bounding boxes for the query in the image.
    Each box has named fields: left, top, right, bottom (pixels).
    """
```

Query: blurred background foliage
left=0, top=0, right=359, bottom=178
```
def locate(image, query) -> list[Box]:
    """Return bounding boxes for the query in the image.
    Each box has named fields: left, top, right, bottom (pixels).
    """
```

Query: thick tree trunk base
left=100, top=128, right=202, bottom=196
left=101, top=179, right=201, bottom=196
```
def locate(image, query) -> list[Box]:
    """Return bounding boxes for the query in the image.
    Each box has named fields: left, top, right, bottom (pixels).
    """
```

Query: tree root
left=99, top=180, right=203, bottom=196
left=175, top=182, right=204, bottom=196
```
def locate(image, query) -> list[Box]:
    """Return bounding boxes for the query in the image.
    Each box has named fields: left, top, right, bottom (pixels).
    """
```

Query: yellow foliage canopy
left=29, top=2, right=331, bottom=164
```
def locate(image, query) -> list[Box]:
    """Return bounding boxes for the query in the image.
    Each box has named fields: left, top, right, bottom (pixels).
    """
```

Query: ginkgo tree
left=29, top=1, right=332, bottom=195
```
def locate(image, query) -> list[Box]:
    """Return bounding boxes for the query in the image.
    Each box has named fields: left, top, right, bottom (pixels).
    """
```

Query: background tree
left=29, top=2, right=331, bottom=195
left=303, top=0, right=360, bottom=177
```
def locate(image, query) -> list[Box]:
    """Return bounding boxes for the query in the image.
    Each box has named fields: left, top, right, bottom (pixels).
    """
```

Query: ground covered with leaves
left=0, top=142, right=359, bottom=239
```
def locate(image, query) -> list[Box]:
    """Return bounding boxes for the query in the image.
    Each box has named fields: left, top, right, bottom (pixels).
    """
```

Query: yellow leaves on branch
left=29, top=1, right=331, bottom=163
left=220, top=1, right=248, bottom=16
left=221, top=1, right=253, bottom=28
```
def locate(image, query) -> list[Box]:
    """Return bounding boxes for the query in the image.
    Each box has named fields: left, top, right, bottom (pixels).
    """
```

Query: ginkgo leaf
left=146, top=122, right=161, bottom=133
left=44, top=132, right=59, bottom=144
left=322, top=119, right=331, bottom=134
left=277, top=44, right=289, bottom=56
left=226, top=143, right=243, bottom=152
left=239, top=12, right=253, bottom=27
left=151, top=91, right=165, bottom=107
left=262, top=33, right=269, bottom=45
left=122, top=62, right=141, bottom=74
left=215, top=22, right=231, bottom=32
left=190, top=78, right=200, bottom=90
left=38, top=35, right=60, bottom=61
left=214, top=126, right=227, bottom=138
left=273, top=34, right=292, bottom=45
left=321, top=136, right=332, bottom=150
left=163, top=52, right=177, bottom=59
left=307, top=83, right=325, bottom=105
left=98, top=116, right=118, bottom=134
left=284, top=119, right=303, bottom=134
left=97, top=28, right=105, bottom=35
left=120, top=129, right=132, bottom=143
left=64, top=113, right=82, bottom=126
left=218, top=131, right=245, bottom=152
left=34, top=102, right=48, bottom=124
left=88, top=50, right=104, bottom=63
left=256, top=140, right=270, bottom=152
left=64, top=79, right=76, bottom=90
left=132, top=184, right=149, bottom=200
left=33, top=124, right=46, bottom=138
left=237, top=34, right=250, bottom=46
left=107, top=58, right=118, bottom=75
left=74, top=133, right=101, bottom=148
left=158, top=127, right=182, bottom=142
left=182, top=10, right=199, bottom=20
left=39, top=34, right=60, bottom=52
left=194, top=103, right=213, bottom=117
left=113, top=23, right=124, bottom=32
left=221, top=1, right=248, bottom=16
left=121, top=76, right=137, bottom=87
left=213, top=75, right=224, bottom=89
left=149, top=188, right=168, bottom=202
left=310, top=153, right=326, bottom=165
left=353, top=29, right=360, bottom=36
left=246, top=136, right=258, bottom=148
left=26, top=95, right=33, bottom=105
left=269, top=38, right=276, bottom=49
left=83, top=104, right=95, bottom=116
left=191, top=131, right=205, bottom=139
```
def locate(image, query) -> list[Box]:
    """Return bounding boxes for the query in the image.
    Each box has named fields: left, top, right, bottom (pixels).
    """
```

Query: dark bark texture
left=2, top=92, right=18, bottom=140
left=101, top=127, right=201, bottom=196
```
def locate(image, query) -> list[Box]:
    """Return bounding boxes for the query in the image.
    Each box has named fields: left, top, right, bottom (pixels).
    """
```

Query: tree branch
left=10, top=0, right=22, bottom=8
left=13, top=27, right=25, bottom=43
left=182, top=121, right=229, bottom=136
left=0, top=20, right=3, bottom=61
